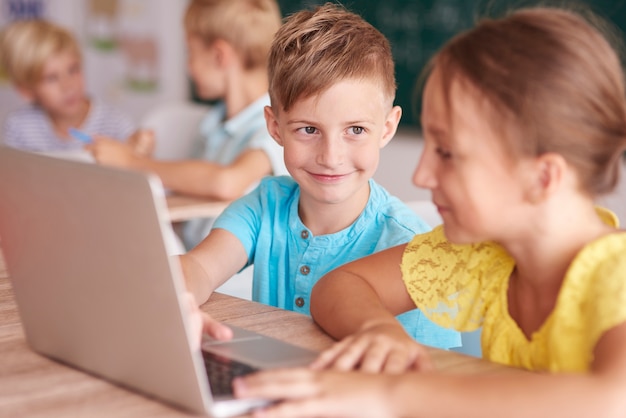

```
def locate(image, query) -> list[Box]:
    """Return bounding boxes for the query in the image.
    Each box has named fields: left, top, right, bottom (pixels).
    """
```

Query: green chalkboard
left=277, top=0, right=626, bottom=127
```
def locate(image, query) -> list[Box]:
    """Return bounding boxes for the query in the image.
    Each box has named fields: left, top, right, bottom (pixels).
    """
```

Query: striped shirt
left=2, top=100, right=135, bottom=152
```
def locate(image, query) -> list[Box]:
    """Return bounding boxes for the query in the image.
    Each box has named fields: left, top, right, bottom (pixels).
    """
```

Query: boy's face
left=20, top=50, right=86, bottom=119
left=266, top=78, right=401, bottom=210
left=186, top=34, right=226, bottom=100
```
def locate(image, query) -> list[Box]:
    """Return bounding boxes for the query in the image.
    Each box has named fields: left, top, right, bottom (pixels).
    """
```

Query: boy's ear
left=380, top=105, right=402, bottom=148
left=264, top=105, right=283, bottom=146
left=212, top=38, right=235, bottom=68
left=16, top=85, right=35, bottom=103
left=525, top=153, right=566, bottom=203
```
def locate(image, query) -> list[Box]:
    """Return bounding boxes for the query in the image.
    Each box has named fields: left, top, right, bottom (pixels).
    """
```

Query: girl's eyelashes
left=435, top=147, right=453, bottom=159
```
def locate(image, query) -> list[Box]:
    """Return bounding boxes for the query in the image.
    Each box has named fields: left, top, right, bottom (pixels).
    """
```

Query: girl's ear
left=380, top=105, right=402, bottom=148
left=264, top=105, right=283, bottom=146
left=525, top=153, right=567, bottom=203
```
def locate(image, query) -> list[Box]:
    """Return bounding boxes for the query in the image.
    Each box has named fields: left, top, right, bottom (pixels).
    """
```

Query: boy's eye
left=435, top=147, right=452, bottom=160
left=350, top=126, right=364, bottom=135
left=302, top=126, right=317, bottom=134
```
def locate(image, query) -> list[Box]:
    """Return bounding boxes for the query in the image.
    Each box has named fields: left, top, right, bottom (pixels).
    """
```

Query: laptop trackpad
left=201, top=327, right=318, bottom=369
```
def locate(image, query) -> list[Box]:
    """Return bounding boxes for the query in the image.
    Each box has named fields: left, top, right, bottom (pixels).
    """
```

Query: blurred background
left=1, top=0, right=625, bottom=216
left=3, top=0, right=625, bottom=129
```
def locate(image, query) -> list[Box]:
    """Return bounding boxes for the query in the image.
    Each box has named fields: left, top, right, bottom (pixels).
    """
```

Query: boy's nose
left=317, top=137, right=344, bottom=167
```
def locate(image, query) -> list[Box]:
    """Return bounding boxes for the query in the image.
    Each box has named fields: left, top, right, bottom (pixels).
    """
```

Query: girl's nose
left=412, top=148, right=437, bottom=190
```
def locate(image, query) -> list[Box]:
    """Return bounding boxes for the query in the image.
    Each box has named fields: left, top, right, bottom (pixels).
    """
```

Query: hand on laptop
left=309, top=321, right=432, bottom=373
left=233, top=368, right=397, bottom=418
left=185, top=292, right=233, bottom=349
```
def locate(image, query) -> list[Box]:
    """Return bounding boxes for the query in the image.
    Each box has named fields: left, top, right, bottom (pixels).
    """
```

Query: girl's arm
left=236, top=322, right=626, bottom=418
left=310, top=243, right=431, bottom=373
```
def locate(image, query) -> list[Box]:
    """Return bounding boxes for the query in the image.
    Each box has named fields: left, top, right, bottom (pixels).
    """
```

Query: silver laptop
left=0, top=146, right=318, bottom=417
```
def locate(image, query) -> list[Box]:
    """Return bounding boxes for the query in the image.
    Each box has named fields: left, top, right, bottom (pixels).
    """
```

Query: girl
left=228, top=6, right=626, bottom=418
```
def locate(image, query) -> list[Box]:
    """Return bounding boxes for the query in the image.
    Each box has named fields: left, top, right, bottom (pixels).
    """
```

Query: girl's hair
left=184, top=0, right=281, bottom=71
left=268, top=2, right=396, bottom=112
left=0, top=19, right=81, bottom=87
left=431, top=7, right=626, bottom=196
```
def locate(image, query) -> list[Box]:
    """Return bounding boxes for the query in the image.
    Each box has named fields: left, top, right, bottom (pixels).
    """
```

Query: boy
left=182, top=4, right=460, bottom=348
left=0, top=19, right=146, bottom=154
left=86, top=0, right=287, bottom=249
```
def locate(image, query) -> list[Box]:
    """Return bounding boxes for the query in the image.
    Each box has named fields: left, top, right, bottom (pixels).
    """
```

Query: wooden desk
left=0, top=252, right=513, bottom=417
left=165, top=193, right=231, bottom=223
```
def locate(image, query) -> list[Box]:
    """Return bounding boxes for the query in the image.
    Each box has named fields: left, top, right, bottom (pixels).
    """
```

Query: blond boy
left=86, top=0, right=288, bottom=249
left=182, top=3, right=461, bottom=349
left=0, top=19, right=144, bottom=153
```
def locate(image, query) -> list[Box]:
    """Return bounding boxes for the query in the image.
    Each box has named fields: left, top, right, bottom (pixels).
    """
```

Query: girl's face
left=414, top=68, right=534, bottom=244
left=23, top=50, right=87, bottom=120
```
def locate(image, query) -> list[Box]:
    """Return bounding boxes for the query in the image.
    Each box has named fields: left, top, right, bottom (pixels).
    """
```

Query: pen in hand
left=68, top=128, right=92, bottom=144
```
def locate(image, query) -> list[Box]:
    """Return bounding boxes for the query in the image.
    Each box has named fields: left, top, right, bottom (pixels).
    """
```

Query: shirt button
left=295, top=297, right=305, bottom=308
left=300, top=230, right=309, bottom=239
left=300, top=265, right=310, bottom=275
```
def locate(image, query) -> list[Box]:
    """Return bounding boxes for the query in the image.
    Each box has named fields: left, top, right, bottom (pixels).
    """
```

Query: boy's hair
left=268, top=2, right=396, bottom=112
left=184, top=0, right=281, bottom=71
left=0, top=19, right=81, bottom=88
left=430, top=7, right=626, bottom=196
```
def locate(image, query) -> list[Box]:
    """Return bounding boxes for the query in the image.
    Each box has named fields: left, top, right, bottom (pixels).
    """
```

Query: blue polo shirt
left=182, top=94, right=287, bottom=249
left=213, top=176, right=461, bottom=349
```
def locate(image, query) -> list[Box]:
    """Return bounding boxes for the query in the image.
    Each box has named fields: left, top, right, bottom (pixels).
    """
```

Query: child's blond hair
left=184, top=0, right=281, bottom=71
left=268, top=3, right=397, bottom=112
left=0, top=19, right=81, bottom=88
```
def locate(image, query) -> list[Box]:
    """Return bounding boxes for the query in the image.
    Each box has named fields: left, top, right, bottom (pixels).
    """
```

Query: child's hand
left=311, top=321, right=432, bottom=373
left=85, top=135, right=139, bottom=168
left=185, top=292, right=233, bottom=350
left=234, top=368, right=398, bottom=418
left=127, top=129, right=155, bottom=157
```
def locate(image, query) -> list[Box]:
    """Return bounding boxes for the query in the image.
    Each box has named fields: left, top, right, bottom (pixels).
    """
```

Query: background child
left=0, top=19, right=147, bottom=154
left=228, top=6, right=626, bottom=417
left=85, top=0, right=287, bottom=250
left=181, top=3, right=460, bottom=349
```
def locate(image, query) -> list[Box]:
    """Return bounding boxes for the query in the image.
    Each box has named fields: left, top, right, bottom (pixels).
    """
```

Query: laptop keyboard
left=202, top=350, right=259, bottom=396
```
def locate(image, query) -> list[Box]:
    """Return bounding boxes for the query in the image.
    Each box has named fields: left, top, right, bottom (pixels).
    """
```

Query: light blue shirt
left=213, top=176, right=461, bottom=349
left=182, top=94, right=287, bottom=249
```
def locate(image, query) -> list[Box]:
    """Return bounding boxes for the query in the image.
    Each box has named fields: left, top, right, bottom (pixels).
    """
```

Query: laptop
left=0, top=146, right=318, bottom=417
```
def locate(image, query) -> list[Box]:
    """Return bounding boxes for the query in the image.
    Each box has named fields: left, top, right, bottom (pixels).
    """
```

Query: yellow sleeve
left=401, top=226, right=514, bottom=332
left=572, top=233, right=626, bottom=350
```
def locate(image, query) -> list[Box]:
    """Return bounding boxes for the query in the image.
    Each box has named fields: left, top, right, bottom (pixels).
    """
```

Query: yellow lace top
left=401, top=209, right=626, bottom=372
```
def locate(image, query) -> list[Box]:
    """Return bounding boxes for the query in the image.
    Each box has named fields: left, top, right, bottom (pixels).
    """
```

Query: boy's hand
left=185, top=292, right=233, bottom=350
left=127, top=129, right=155, bottom=157
left=311, top=321, right=432, bottom=373
left=86, top=135, right=140, bottom=168
left=234, top=368, right=397, bottom=418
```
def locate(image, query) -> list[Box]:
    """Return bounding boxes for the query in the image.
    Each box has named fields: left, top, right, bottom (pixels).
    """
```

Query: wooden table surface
left=165, top=193, right=231, bottom=223
left=0, top=251, right=514, bottom=417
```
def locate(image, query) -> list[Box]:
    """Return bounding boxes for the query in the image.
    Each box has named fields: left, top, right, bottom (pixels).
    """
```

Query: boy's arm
left=86, top=136, right=272, bottom=200
left=137, top=149, right=271, bottom=200
left=179, top=228, right=249, bottom=304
